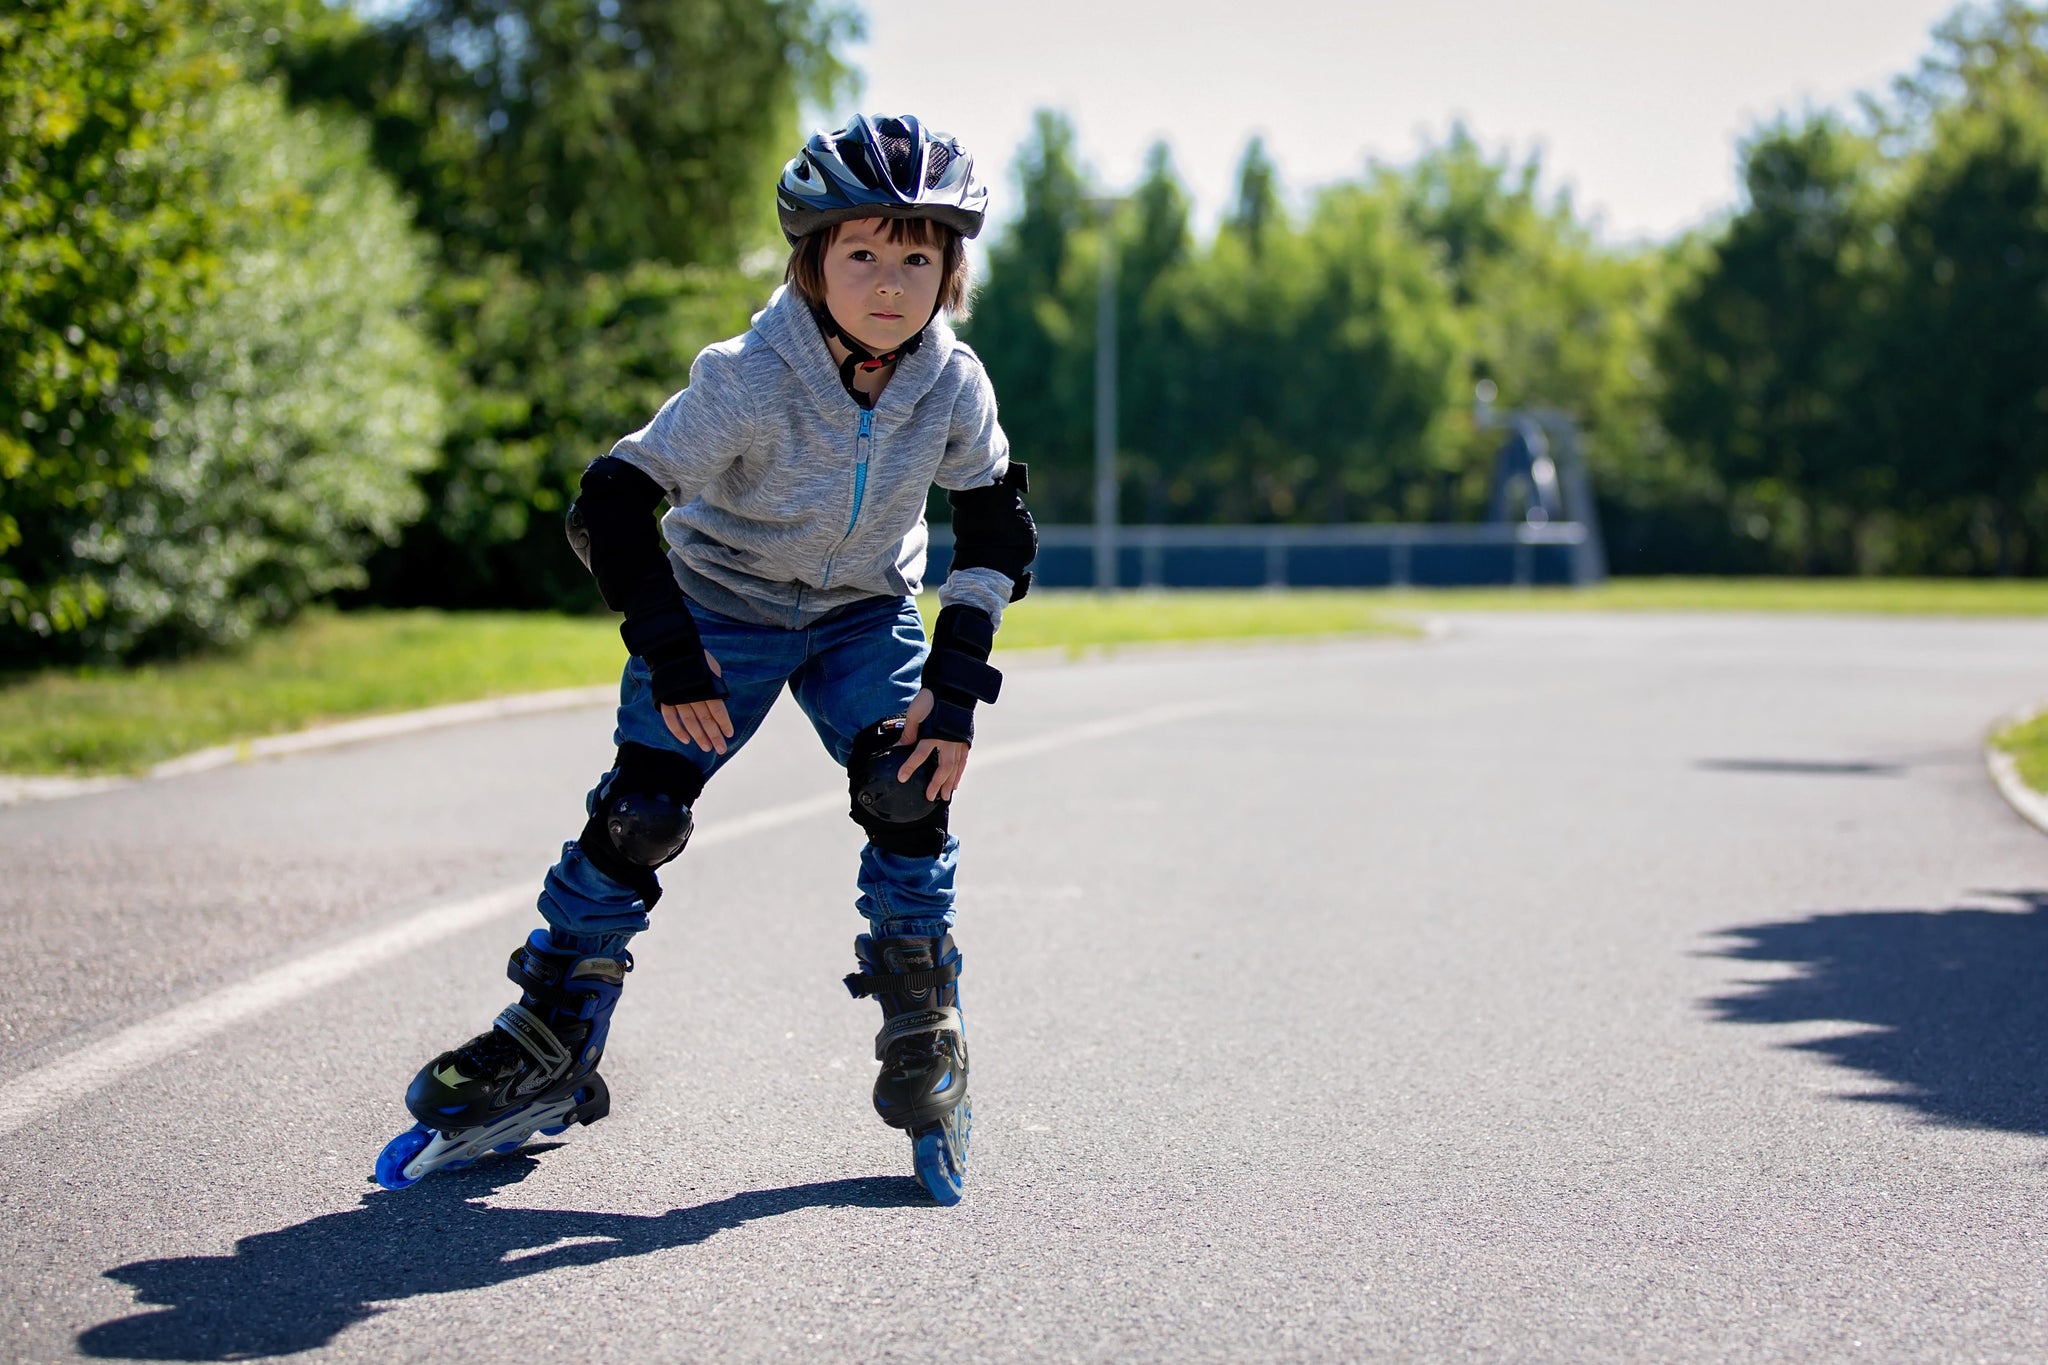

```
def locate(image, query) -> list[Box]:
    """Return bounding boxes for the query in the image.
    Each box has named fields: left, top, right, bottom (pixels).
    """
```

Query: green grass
left=7, top=578, right=2048, bottom=777
left=0, top=596, right=1407, bottom=776
left=985, top=589, right=1407, bottom=650
left=1377, top=577, right=2048, bottom=615
left=1993, top=711, right=2048, bottom=795
left=0, top=610, right=626, bottom=776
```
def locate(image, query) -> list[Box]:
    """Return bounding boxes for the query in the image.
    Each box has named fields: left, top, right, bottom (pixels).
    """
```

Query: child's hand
left=661, top=651, right=734, bottom=754
left=898, top=688, right=969, bottom=801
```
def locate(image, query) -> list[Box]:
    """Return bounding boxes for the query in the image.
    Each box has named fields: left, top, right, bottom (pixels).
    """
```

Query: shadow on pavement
left=1694, top=746, right=1981, bottom=778
left=79, top=1155, right=926, bottom=1360
left=1695, top=757, right=1904, bottom=777
left=1705, top=889, right=2048, bottom=1136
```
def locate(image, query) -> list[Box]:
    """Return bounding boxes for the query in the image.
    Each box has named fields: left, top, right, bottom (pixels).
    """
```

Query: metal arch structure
left=1487, top=419, right=1564, bottom=526
left=1478, top=397, right=1608, bottom=587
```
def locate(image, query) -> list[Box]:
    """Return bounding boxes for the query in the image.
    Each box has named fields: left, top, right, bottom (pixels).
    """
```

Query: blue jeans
left=536, top=595, right=957, bottom=949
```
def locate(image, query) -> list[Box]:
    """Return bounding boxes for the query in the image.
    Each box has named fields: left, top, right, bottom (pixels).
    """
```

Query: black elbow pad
left=569, top=456, right=723, bottom=706
left=570, top=456, right=675, bottom=617
left=947, top=462, right=1036, bottom=601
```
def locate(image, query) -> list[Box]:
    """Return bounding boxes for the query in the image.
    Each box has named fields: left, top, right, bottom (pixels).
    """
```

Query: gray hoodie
left=608, top=285, right=1016, bottom=632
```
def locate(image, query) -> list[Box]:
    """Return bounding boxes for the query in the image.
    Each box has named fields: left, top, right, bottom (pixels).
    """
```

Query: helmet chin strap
left=811, top=300, right=940, bottom=407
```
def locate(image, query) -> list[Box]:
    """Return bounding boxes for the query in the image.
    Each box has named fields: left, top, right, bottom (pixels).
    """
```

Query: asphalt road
left=3, top=612, right=2047, bottom=1363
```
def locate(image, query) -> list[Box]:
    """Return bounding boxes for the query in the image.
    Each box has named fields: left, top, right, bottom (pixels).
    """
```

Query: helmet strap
left=810, top=299, right=939, bottom=408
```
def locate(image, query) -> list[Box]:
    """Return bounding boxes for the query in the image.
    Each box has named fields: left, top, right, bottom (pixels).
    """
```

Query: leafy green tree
left=1376, top=126, right=1684, bottom=558
left=362, top=259, right=770, bottom=609
left=1875, top=69, right=2048, bottom=573
left=1119, top=142, right=1195, bottom=521
left=1158, top=166, right=1466, bottom=524
left=974, top=123, right=1467, bottom=527
left=0, top=0, right=233, bottom=648
left=1656, top=115, right=1889, bottom=571
left=1883, top=0, right=2048, bottom=130
left=266, top=0, right=854, bottom=274
left=257, top=0, right=857, bottom=607
left=1225, top=136, right=1281, bottom=257
left=1281, top=183, right=1466, bottom=521
left=80, top=81, right=443, bottom=655
left=963, top=111, right=1096, bottom=521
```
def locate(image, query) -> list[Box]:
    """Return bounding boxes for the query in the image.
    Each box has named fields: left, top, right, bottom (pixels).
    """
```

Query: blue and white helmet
left=777, top=114, right=987, bottom=245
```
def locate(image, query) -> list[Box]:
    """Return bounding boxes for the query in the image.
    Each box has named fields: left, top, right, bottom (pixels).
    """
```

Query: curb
left=0, top=627, right=1438, bottom=812
left=0, top=685, right=616, bottom=810
left=1985, top=704, right=2048, bottom=838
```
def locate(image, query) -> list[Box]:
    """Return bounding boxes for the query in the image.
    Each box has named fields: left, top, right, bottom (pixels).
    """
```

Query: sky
left=839, top=0, right=1967, bottom=246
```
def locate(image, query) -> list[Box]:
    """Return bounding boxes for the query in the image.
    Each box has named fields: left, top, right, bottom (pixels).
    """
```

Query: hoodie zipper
left=819, top=407, right=874, bottom=589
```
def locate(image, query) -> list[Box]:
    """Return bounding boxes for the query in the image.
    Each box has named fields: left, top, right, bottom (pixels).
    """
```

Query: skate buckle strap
left=494, top=1003, right=572, bottom=1073
left=568, top=956, right=629, bottom=985
left=874, top=1005, right=962, bottom=1061
left=842, top=960, right=960, bottom=1000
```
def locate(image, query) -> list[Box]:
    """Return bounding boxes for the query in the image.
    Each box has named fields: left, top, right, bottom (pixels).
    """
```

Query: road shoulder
left=1986, top=704, right=2048, bottom=837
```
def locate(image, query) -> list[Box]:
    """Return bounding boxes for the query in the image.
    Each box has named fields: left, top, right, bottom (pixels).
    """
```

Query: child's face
left=820, top=218, right=945, bottom=354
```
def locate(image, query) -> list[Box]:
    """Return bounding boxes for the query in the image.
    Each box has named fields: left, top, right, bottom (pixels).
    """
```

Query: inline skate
left=844, top=933, right=971, bottom=1205
left=374, top=929, right=628, bottom=1189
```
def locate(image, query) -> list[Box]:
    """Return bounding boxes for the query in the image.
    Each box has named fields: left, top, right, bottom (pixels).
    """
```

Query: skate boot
left=844, top=933, right=971, bottom=1205
left=373, top=929, right=629, bottom=1190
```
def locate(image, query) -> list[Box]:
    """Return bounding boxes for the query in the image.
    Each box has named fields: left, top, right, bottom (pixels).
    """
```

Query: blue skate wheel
left=538, top=1125, right=569, bottom=1137
left=912, top=1128, right=965, bottom=1206
left=374, top=1124, right=433, bottom=1191
left=491, top=1140, right=526, bottom=1155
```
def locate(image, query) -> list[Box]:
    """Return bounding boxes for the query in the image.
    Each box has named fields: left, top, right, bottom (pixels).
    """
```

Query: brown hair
left=785, top=217, right=972, bottom=319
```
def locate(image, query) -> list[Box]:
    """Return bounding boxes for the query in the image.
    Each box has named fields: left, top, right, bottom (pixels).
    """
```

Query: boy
left=374, top=115, right=1035, bottom=1205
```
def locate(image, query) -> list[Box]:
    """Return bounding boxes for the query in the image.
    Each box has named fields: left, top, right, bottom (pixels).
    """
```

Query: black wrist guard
left=620, top=602, right=728, bottom=706
left=920, top=605, right=1001, bottom=744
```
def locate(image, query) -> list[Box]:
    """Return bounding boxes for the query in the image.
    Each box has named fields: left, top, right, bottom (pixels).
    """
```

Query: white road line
left=0, top=697, right=1234, bottom=1136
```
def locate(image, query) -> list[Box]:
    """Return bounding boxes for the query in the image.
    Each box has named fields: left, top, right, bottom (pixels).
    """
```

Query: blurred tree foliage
left=0, top=0, right=233, bottom=647
left=964, top=118, right=1648, bottom=541
left=967, top=2, right=2048, bottom=576
left=10, top=0, right=2046, bottom=671
left=257, top=0, right=853, bottom=609
left=1657, top=115, right=1889, bottom=572
left=1, top=0, right=439, bottom=661
left=84, top=82, right=443, bottom=655
left=262, top=0, right=847, bottom=274
left=964, top=112, right=1095, bottom=523
left=1874, top=2, right=2048, bottom=574
left=1659, top=0, right=2048, bottom=574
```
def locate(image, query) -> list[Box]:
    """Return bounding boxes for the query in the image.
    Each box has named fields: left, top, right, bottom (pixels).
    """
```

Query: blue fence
left=927, top=522, right=1599, bottom=589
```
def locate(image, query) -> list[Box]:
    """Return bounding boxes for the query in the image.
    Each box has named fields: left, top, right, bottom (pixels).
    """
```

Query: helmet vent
left=875, top=130, right=920, bottom=193
left=840, top=136, right=884, bottom=191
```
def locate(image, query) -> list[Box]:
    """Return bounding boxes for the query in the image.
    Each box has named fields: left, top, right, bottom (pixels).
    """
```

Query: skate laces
left=897, top=1036, right=944, bottom=1063
left=883, top=1027, right=950, bottom=1068
left=451, top=1027, right=524, bottom=1076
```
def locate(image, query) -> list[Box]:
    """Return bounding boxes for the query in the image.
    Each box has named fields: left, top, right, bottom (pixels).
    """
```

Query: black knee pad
left=847, top=717, right=949, bottom=859
left=580, top=742, right=708, bottom=908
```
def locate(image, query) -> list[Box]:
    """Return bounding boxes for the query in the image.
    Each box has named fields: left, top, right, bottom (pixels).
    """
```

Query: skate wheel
left=538, top=1125, right=569, bottom=1137
left=491, top=1140, right=526, bottom=1155
left=912, top=1128, right=965, bottom=1206
left=373, top=1124, right=433, bottom=1191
